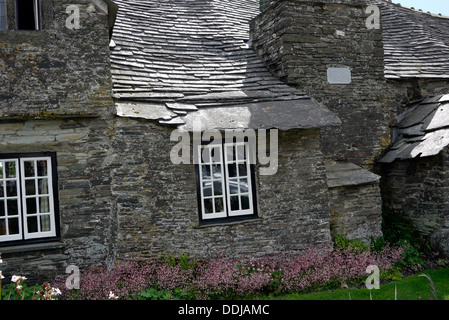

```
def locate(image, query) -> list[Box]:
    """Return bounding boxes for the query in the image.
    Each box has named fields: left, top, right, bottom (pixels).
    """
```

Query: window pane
left=5, top=162, right=16, bottom=178
left=226, top=145, right=236, bottom=162
left=40, top=215, right=50, bottom=232
left=7, top=199, right=18, bottom=215
left=38, top=178, right=48, bottom=194
left=211, top=146, right=221, bottom=163
left=202, top=181, right=212, bottom=197
left=239, top=178, right=248, bottom=193
left=237, top=145, right=246, bottom=161
left=229, top=179, right=238, bottom=194
left=228, top=163, right=237, bottom=177
left=201, top=165, right=211, bottom=180
left=25, top=179, right=36, bottom=195
left=8, top=218, right=19, bottom=234
left=213, top=181, right=222, bottom=196
left=214, top=198, right=224, bottom=213
left=212, top=164, right=221, bottom=179
left=0, top=181, right=3, bottom=197
left=241, top=195, right=250, bottom=210
left=0, top=200, right=4, bottom=216
left=0, top=219, right=5, bottom=235
left=27, top=216, right=38, bottom=233
left=26, top=198, right=37, bottom=214
left=200, top=147, right=210, bottom=163
left=230, top=196, right=239, bottom=211
left=6, top=181, right=17, bottom=197
left=204, top=199, right=213, bottom=214
left=24, top=161, right=35, bottom=177
left=39, top=196, right=50, bottom=213
left=0, top=162, right=3, bottom=178
left=37, top=160, right=47, bottom=176
left=238, top=163, right=247, bottom=177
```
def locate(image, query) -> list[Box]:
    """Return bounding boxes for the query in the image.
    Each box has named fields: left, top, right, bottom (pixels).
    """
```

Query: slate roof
left=379, top=94, right=449, bottom=163
left=378, top=0, right=449, bottom=79
left=109, top=0, right=340, bottom=130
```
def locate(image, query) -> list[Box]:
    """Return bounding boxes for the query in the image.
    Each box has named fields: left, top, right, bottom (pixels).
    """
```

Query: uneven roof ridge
left=110, top=0, right=340, bottom=129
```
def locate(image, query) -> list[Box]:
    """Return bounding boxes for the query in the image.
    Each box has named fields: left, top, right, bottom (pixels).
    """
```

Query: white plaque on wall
left=327, top=67, right=352, bottom=84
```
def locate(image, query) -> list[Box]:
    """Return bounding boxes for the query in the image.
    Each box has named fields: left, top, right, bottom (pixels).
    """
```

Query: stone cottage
left=1, top=0, right=448, bottom=284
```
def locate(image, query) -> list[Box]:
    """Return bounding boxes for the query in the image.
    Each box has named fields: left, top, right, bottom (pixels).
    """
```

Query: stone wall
left=251, top=0, right=409, bottom=167
left=111, top=119, right=333, bottom=259
left=0, top=0, right=115, bottom=283
left=0, top=0, right=113, bottom=118
left=379, top=149, right=449, bottom=257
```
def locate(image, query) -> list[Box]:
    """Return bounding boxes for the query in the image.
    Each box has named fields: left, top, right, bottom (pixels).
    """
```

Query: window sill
left=0, top=241, right=65, bottom=254
left=191, top=216, right=263, bottom=229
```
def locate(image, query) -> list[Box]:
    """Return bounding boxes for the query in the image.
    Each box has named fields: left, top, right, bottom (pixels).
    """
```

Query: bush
left=53, top=244, right=406, bottom=300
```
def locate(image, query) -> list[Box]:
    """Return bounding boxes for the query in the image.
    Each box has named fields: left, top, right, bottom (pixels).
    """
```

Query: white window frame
left=0, top=155, right=57, bottom=244
left=0, top=159, right=23, bottom=242
left=197, top=140, right=256, bottom=222
left=20, top=157, right=56, bottom=240
left=223, top=141, right=254, bottom=217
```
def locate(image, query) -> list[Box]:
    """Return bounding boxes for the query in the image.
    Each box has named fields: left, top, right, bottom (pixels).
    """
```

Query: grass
left=261, top=268, right=449, bottom=300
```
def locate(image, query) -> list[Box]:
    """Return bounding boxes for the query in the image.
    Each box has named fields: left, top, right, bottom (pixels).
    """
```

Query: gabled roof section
left=109, top=0, right=340, bottom=130
left=378, top=0, right=449, bottom=79
left=379, top=94, right=449, bottom=162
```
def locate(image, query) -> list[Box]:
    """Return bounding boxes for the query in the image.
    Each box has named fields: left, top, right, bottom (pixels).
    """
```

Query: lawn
left=266, top=268, right=449, bottom=300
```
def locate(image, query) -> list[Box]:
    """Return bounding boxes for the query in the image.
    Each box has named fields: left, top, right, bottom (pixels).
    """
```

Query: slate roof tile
left=110, top=0, right=340, bottom=129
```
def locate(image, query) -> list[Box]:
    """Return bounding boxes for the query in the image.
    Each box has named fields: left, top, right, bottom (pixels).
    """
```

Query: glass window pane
left=200, top=147, right=210, bottom=163
left=27, top=216, right=38, bottom=233
left=7, top=199, right=18, bottom=216
left=8, top=218, right=19, bottom=235
left=202, top=181, right=212, bottom=197
left=238, top=163, right=247, bottom=177
left=204, top=198, right=213, bottom=214
left=40, top=215, right=51, bottom=232
left=39, top=196, right=50, bottom=213
left=0, top=0, right=5, bottom=31
left=0, top=181, right=4, bottom=197
left=26, top=198, right=37, bottom=214
left=213, top=181, right=222, bottom=196
left=37, top=160, right=48, bottom=176
left=229, top=179, right=238, bottom=194
left=241, top=195, right=250, bottom=210
left=0, top=200, right=4, bottom=216
left=25, top=179, right=36, bottom=195
left=6, top=180, right=17, bottom=197
left=201, top=165, right=211, bottom=180
left=239, top=178, right=248, bottom=193
left=226, top=146, right=235, bottom=162
left=38, top=178, right=48, bottom=194
left=0, top=219, right=5, bottom=235
left=24, top=161, right=35, bottom=177
left=0, top=162, right=3, bottom=178
left=214, top=198, right=224, bottom=213
left=230, top=196, right=239, bottom=211
left=212, top=164, right=221, bottom=179
left=5, top=162, right=16, bottom=178
left=237, top=145, right=246, bottom=161
left=228, top=163, right=237, bottom=177
left=211, top=146, right=221, bottom=163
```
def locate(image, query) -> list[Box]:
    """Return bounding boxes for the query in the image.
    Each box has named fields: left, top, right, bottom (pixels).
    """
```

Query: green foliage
left=131, top=286, right=184, bottom=300
left=1, top=282, right=41, bottom=300
left=162, top=252, right=197, bottom=271
left=333, top=233, right=370, bottom=254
